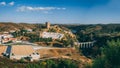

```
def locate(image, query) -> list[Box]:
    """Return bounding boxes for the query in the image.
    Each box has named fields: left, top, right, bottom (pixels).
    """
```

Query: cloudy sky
left=0, top=0, right=120, bottom=24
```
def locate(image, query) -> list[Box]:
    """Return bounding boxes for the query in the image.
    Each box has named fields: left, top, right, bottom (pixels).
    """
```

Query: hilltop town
left=0, top=22, right=92, bottom=68
left=0, top=22, right=120, bottom=68
left=0, top=0, right=120, bottom=67
left=0, top=22, right=77, bottom=46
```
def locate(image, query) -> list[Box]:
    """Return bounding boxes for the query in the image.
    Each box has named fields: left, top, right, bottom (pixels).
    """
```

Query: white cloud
left=0, top=1, right=15, bottom=6
left=0, top=2, right=6, bottom=6
left=9, top=1, right=15, bottom=6
left=17, top=6, right=66, bottom=12
left=56, top=8, right=66, bottom=10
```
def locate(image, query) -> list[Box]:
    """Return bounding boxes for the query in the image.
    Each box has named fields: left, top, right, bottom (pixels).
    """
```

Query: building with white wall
left=41, top=32, right=64, bottom=40
left=0, top=34, right=13, bottom=44
left=0, top=45, right=40, bottom=61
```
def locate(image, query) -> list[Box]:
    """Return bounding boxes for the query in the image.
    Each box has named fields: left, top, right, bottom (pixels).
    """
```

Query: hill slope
left=0, top=22, right=36, bottom=32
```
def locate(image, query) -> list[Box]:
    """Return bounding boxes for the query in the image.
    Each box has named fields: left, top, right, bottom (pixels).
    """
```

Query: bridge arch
left=75, top=41, right=95, bottom=48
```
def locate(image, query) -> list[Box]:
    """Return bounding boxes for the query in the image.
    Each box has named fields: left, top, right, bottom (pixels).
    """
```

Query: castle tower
left=46, top=22, right=50, bottom=29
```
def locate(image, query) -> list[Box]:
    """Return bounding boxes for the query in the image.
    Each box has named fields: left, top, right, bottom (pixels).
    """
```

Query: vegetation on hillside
left=65, top=24, right=120, bottom=57
left=92, top=39, right=120, bottom=68
left=1, top=22, right=120, bottom=68
left=0, top=57, right=79, bottom=68
left=26, top=59, right=79, bottom=68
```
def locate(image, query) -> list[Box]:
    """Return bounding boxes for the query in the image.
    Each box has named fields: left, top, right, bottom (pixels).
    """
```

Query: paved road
left=2, top=41, right=70, bottom=50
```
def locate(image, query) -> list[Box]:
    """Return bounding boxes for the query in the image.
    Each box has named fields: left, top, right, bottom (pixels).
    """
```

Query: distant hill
left=0, top=22, right=36, bottom=32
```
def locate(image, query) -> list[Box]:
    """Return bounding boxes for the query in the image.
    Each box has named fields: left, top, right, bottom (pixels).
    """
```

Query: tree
left=92, top=39, right=120, bottom=68
left=40, top=61, right=46, bottom=68
left=46, top=60, right=56, bottom=68
left=26, top=63, right=39, bottom=68
left=58, top=59, right=78, bottom=68
left=19, top=58, right=25, bottom=63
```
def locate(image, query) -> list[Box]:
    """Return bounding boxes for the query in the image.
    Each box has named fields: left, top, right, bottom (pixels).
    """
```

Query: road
left=2, top=41, right=71, bottom=50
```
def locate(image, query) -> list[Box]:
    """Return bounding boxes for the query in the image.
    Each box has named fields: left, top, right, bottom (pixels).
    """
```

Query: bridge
left=74, top=41, right=95, bottom=48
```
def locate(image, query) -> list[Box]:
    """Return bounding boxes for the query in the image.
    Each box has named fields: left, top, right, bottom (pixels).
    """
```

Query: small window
left=12, top=53, right=14, bottom=56
left=36, top=53, right=39, bottom=55
left=1, top=53, right=4, bottom=55
left=33, top=53, right=35, bottom=55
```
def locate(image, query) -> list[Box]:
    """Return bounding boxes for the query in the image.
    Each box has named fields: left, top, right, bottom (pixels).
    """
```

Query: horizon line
left=0, top=21, right=120, bottom=25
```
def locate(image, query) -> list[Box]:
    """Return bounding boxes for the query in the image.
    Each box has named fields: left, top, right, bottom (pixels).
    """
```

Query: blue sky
left=0, top=0, right=120, bottom=24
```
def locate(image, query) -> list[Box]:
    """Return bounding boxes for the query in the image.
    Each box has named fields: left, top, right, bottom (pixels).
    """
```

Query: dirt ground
left=36, top=48, right=92, bottom=64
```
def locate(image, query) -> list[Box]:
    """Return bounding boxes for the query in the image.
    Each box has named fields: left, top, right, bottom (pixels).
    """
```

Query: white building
left=0, top=34, right=13, bottom=44
left=0, top=34, right=13, bottom=39
left=41, top=32, right=64, bottom=40
left=0, top=45, right=40, bottom=61
left=0, top=34, right=14, bottom=44
left=26, top=29, right=33, bottom=32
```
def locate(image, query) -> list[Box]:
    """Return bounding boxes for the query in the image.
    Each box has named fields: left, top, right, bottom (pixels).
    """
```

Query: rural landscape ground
left=0, top=22, right=120, bottom=68
left=0, top=0, right=120, bottom=68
